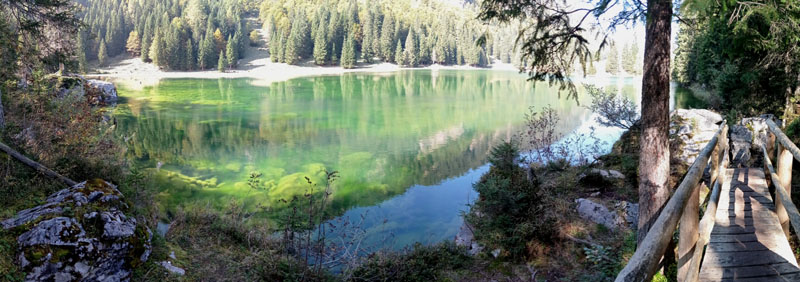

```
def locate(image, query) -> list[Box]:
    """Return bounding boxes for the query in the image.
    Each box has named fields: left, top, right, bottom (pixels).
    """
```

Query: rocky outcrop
left=454, top=221, right=483, bottom=256
left=85, top=79, right=118, bottom=106
left=1, top=179, right=151, bottom=282
left=578, top=168, right=625, bottom=187
left=670, top=109, right=724, bottom=167
left=575, top=198, right=638, bottom=230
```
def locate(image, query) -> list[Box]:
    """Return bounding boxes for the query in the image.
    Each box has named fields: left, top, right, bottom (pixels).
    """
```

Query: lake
left=114, top=70, right=704, bottom=249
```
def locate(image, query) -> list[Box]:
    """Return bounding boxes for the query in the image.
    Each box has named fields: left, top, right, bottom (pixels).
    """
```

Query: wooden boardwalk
left=699, top=168, right=800, bottom=281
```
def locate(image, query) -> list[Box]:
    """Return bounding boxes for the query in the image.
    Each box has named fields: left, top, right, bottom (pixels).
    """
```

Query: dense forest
left=76, top=0, right=257, bottom=71
left=672, top=1, right=800, bottom=119
left=75, top=0, right=530, bottom=70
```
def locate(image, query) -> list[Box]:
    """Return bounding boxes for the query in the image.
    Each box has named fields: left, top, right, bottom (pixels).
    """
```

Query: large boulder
left=575, top=198, right=625, bottom=229
left=670, top=109, right=724, bottom=167
left=1, top=179, right=151, bottom=282
left=85, top=79, right=118, bottom=106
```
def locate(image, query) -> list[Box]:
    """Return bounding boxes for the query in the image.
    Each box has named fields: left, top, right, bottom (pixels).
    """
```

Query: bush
left=348, top=242, right=472, bottom=282
left=467, top=141, right=557, bottom=260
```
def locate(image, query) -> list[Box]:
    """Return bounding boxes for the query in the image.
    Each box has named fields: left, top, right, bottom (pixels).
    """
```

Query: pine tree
left=226, top=35, right=237, bottom=68
left=380, top=15, right=395, bottom=62
left=313, top=18, right=328, bottom=65
left=199, top=34, right=216, bottom=69
left=218, top=50, right=226, bottom=72
left=141, top=29, right=152, bottom=62
left=395, top=41, right=405, bottom=66
left=149, top=29, right=161, bottom=66
left=606, top=42, right=619, bottom=75
left=269, top=28, right=281, bottom=62
left=77, top=32, right=88, bottom=72
left=361, top=8, right=375, bottom=63
left=98, top=39, right=108, bottom=66
left=341, top=32, right=356, bottom=69
left=185, top=40, right=195, bottom=70
left=403, top=28, right=417, bottom=67
left=126, top=31, right=141, bottom=56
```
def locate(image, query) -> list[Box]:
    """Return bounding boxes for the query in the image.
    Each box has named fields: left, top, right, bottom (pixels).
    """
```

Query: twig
left=0, top=140, right=77, bottom=187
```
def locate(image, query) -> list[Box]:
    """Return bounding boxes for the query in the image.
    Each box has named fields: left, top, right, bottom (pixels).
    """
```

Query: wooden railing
left=762, top=119, right=800, bottom=241
left=615, top=121, right=728, bottom=282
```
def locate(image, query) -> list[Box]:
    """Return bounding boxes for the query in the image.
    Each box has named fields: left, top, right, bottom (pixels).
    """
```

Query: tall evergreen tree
left=313, top=18, right=328, bottom=65
left=606, top=42, right=619, bottom=75
left=98, top=39, right=108, bottom=66
left=379, top=14, right=395, bottom=62
left=226, top=35, right=237, bottom=68
left=395, top=41, right=405, bottom=66
left=403, top=28, right=417, bottom=67
left=341, top=32, right=356, bottom=69
left=185, top=40, right=195, bottom=70
left=141, top=29, right=152, bottom=62
left=218, top=50, right=226, bottom=72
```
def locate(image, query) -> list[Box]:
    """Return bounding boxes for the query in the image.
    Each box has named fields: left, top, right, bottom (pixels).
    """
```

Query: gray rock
left=491, top=249, right=502, bottom=258
left=575, top=198, right=624, bottom=229
left=617, top=201, right=639, bottom=227
left=730, top=125, right=753, bottom=166
left=3, top=179, right=151, bottom=282
left=730, top=115, right=782, bottom=167
left=85, top=79, right=118, bottom=106
left=578, top=169, right=625, bottom=187
left=454, top=221, right=484, bottom=256
left=670, top=109, right=723, bottom=168
left=158, top=261, right=186, bottom=276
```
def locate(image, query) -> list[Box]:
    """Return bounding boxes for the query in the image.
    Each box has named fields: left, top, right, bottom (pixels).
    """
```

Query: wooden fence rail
left=615, top=121, right=727, bottom=282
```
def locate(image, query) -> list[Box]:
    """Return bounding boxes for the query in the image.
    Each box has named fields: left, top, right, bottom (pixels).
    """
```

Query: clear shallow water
left=114, top=70, right=704, bottom=249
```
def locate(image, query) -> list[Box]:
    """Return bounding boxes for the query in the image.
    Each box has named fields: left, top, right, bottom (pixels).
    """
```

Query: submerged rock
left=1, top=179, right=151, bottom=282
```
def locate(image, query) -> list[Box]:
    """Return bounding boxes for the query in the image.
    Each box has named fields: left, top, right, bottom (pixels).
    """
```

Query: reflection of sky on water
left=324, top=165, right=487, bottom=250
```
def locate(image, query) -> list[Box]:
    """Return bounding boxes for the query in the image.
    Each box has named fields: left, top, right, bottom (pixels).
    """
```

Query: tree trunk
left=637, top=0, right=673, bottom=246
left=0, top=87, right=4, bottom=130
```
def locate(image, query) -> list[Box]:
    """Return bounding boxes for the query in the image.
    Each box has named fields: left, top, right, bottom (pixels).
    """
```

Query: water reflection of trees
left=115, top=70, right=596, bottom=217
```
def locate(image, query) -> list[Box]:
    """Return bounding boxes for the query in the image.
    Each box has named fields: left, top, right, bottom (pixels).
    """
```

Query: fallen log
left=0, top=141, right=78, bottom=187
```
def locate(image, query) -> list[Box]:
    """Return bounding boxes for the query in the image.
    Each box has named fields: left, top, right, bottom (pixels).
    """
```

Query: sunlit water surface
left=114, top=70, right=705, bottom=249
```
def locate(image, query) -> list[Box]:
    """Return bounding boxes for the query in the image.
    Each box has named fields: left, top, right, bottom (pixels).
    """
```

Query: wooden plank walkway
left=699, top=168, right=800, bottom=281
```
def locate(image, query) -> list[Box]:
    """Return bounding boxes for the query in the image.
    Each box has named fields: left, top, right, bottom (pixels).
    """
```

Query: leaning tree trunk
left=0, top=87, right=4, bottom=130
left=637, top=0, right=672, bottom=247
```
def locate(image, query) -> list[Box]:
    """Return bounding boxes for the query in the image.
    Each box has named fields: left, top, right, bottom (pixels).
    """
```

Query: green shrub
left=349, top=242, right=472, bottom=282
left=467, top=142, right=557, bottom=260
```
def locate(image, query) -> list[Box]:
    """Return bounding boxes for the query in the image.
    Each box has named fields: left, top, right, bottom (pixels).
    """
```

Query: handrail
left=766, top=119, right=800, bottom=162
left=615, top=121, right=726, bottom=282
left=682, top=131, right=728, bottom=282
left=762, top=144, right=800, bottom=237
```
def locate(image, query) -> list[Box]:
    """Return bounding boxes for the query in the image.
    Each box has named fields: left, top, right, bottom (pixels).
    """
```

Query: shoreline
left=88, top=54, right=521, bottom=90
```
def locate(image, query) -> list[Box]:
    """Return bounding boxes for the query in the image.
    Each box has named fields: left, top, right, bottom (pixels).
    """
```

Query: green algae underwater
left=112, top=70, right=696, bottom=248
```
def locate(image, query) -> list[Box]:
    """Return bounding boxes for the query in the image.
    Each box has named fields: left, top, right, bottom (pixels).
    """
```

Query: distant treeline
left=76, top=0, right=522, bottom=71
left=76, top=0, right=257, bottom=71
left=261, top=0, right=511, bottom=68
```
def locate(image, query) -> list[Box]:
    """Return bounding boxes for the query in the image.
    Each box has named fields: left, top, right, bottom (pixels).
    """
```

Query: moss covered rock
left=1, top=179, right=151, bottom=281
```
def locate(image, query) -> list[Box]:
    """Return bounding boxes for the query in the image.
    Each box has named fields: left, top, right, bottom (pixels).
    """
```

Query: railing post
left=678, top=182, right=701, bottom=282
left=776, top=142, right=793, bottom=238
